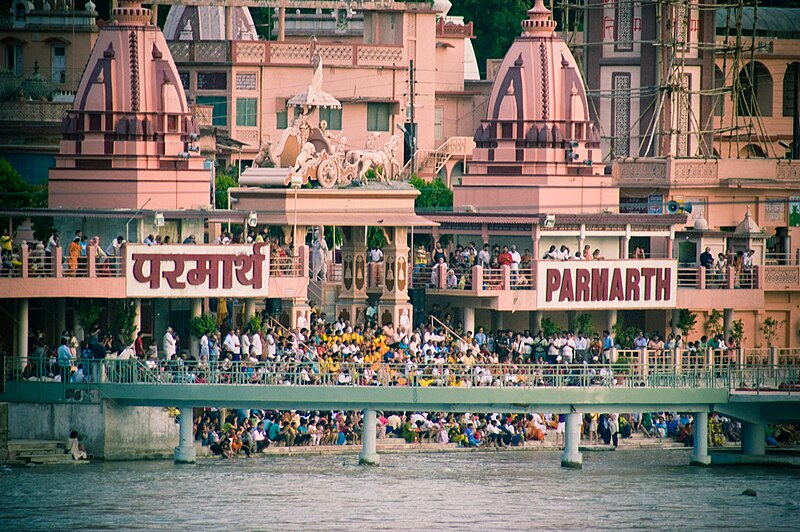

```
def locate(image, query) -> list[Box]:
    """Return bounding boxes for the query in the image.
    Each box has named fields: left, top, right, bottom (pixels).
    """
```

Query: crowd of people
left=698, top=246, right=757, bottom=288
left=190, top=405, right=791, bottom=460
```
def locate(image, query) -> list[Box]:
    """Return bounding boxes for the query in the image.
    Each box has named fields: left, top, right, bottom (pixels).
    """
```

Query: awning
left=230, top=211, right=437, bottom=227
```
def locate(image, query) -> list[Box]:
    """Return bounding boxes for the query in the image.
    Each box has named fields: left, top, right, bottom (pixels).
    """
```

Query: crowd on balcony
left=697, top=247, right=756, bottom=288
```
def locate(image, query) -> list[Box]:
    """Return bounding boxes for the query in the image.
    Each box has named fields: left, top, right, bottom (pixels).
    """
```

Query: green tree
left=568, top=313, right=596, bottom=337
left=449, top=0, right=530, bottom=78
left=112, top=299, right=139, bottom=345
left=539, top=317, right=560, bottom=337
left=704, top=309, right=724, bottom=337
left=190, top=314, right=217, bottom=339
left=215, top=166, right=238, bottom=209
left=760, top=316, right=785, bottom=348
left=731, top=319, right=746, bottom=347
left=75, top=299, right=104, bottom=330
left=367, top=226, right=387, bottom=250
left=409, top=175, right=453, bottom=210
left=677, top=309, right=697, bottom=339
left=611, top=322, right=642, bottom=350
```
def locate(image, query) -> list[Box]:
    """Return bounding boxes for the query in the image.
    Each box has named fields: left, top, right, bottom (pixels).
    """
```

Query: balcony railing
left=0, top=244, right=124, bottom=279
left=676, top=266, right=759, bottom=290
left=232, top=41, right=404, bottom=67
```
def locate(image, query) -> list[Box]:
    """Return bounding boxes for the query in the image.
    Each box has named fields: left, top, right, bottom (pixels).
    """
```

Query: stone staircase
left=6, top=439, right=85, bottom=465
left=307, top=278, right=338, bottom=317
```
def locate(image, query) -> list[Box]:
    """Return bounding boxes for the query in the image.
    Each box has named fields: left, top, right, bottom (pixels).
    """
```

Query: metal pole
left=409, top=59, right=416, bottom=175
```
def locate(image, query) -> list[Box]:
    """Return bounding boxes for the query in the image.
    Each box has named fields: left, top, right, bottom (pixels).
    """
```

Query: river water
left=1, top=449, right=797, bottom=530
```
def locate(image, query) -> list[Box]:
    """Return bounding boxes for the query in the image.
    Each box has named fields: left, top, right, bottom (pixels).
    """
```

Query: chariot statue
left=239, top=47, right=402, bottom=189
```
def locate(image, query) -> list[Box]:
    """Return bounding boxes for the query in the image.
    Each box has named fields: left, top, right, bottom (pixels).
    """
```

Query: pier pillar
left=671, top=308, right=681, bottom=338
left=55, top=298, right=66, bottom=344
left=690, top=411, right=711, bottom=466
left=16, top=298, right=28, bottom=372
left=560, top=412, right=583, bottom=469
left=723, top=308, right=734, bottom=339
left=190, top=298, right=202, bottom=356
left=174, top=407, right=196, bottom=464
left=359, top=409, right=380, bottom=466
left=530, top=310, right=542, bottom=334
left=492, top=311, right=504, bottom=332
left=463, top=306, right=475, bottom=335
left=606, top=309, right=617, bottom=332
left=741, top=422, right=765, bottom=456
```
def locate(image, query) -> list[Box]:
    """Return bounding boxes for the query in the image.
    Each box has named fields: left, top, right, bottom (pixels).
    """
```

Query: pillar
left=358, top=409, right=380, bottom=466
left=132, top=298, right=141, bottom=336
left=224, top=5, right=233, bottom=40
left=741, top=422, right=765, bottom=456
left=530, top=310, right=543, bottom=333
left=190, top=298, right=202, bottom=356
left=463, top=307, right=475, bottom=335
left=377, top=227, right=413, bottom=330
left=606, top=309, right=617, bottom=332
left=174, top=407, right=196, bottom=464
left=723, top=308, right=733, bottom=339
left=244, top=299, right=256, bottom=321
left=491, top=311, right=504, bottom=332
left=278, top=5, right=286, bottom=40
left=336, top=226, right=368, bottom=324
left=560, top=412, right=583, bottom=469
left=690, top=411, right=710, bottom=466
left=150, top=0, right=158, bottom=25
left=16, top=298, right=28, bottom=372
left=55, top=298, right=66, bottom=343
left=671, top=308, right=681, bottom=338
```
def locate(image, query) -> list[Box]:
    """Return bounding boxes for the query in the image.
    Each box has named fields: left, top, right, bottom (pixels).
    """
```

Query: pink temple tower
left=49, top=0, right=209, bottom=210
left=454, top=0, right=617, bottom=214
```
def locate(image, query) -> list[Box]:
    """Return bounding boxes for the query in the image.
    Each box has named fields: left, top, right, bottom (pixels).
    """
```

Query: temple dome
left=163, top=5, right=258, bottom=41
left=484, top=0, right=592, bottom=129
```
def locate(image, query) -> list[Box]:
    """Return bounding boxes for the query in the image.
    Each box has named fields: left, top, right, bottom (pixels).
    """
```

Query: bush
left=248, top=314, right=263, bottom=334
left=190, top=314, right=217, bottom=339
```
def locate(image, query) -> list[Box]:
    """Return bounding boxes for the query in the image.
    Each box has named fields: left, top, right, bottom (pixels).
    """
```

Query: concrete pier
left=174, top=407, right=196, bottom=464
left=560, top=412, right=583, bottom=469
left=358, top=409, right=380, bottom=466
left=741, top=422, right=765, bottom=456
left=690, top=411, right=711, bottom=466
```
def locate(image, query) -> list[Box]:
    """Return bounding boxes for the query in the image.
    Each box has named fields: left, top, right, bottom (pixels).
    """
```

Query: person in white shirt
left=199, top=333, right=209, bottom=359
left=369, top=246, right=383, bottom=263
left=241, top=331, right=251, bottom=357
left=477, top=244, right=491, bottom=268
left=250, top=331, right=263, bottom=359
left=265, top=330, right=276, bottom=359
left=163, top=327, right=177, bottom=358
left=223, top=329, right=240, bottom=356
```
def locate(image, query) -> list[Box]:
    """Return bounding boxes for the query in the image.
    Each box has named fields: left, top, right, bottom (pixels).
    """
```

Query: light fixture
left=247, top=211, right=258, bottom=227
left=544, top=214, right=556, bottom=228
left=154, top=212, right=165, bottom=227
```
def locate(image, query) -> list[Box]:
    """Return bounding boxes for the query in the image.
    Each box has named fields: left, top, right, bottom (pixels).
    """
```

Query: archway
left=737, top=62, right=773, bottom=117
left=738, top=144, right=766, bottom=158
left=783, top=62, right=799, bottom=118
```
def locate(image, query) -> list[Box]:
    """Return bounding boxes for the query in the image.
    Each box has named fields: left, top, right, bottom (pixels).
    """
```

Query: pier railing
left=6, top=358, right=799, bottom=394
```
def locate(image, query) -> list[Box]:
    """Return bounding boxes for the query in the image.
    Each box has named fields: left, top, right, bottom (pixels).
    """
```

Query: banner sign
left=126, top=244, right=270, bottom=298
left=536, top=260, right=677, bottom=309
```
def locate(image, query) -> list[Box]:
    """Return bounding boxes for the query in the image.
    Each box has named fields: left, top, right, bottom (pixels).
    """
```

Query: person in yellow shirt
left=0, top=228, right=12, bottom=258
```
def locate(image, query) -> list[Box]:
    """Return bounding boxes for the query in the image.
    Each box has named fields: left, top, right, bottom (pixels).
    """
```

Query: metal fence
left=6, top=358, right=799, bottom=394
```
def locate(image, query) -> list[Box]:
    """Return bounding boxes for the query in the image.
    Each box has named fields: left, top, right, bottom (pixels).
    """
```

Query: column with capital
left=377, top=226, right=413, bottom=331
left=336, top=226, right=368, bottom=325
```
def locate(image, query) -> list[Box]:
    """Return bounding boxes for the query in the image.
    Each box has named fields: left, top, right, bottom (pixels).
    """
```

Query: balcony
left=232, top=41, right=404, bottom=68
left=0, top=244, right=308, bottom=300
left=435, top=20, right=474, bottom=39
left=614, top=157, right=800, bottom=188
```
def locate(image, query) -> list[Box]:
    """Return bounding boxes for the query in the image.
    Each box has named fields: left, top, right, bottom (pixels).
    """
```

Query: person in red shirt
left=498, top=245, right=513, bottom=267
left=134, top=331, right=145, bottom=358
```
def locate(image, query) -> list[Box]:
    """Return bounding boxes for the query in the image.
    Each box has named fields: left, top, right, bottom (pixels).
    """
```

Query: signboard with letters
left=126, top=244, right=270, bottom=298
left=536, top=260, right=677, bottom=310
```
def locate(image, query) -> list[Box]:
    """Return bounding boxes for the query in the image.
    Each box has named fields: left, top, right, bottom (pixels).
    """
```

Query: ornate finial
left=103, top=42, right=115, bottom=58
left=521, top=0, right=557, bottom=37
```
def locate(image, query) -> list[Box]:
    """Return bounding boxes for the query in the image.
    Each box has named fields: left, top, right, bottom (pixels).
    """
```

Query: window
left=783, top=62, right=799, bottom=118
left=434, top=106, right=443, bottom=141
left=737, top=62, right=773, bottom=117
left=195, top=95, right=228, bottom=126
left=51, top=45, right=66, bottom=84
left=236, top=97, right=257, bottom=127
left=276, top=109, right=288, bottom=129
left=178, top=71, right=190, bottom=90
left=318, top=107, right=342, bottom=130
left=714, top=67, right=725, bottom=117
left=197, top=71, right=227, bottom=91
left=367, top=102, right=390, bottom=132
left=5, top=43, right=23, bottom=76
